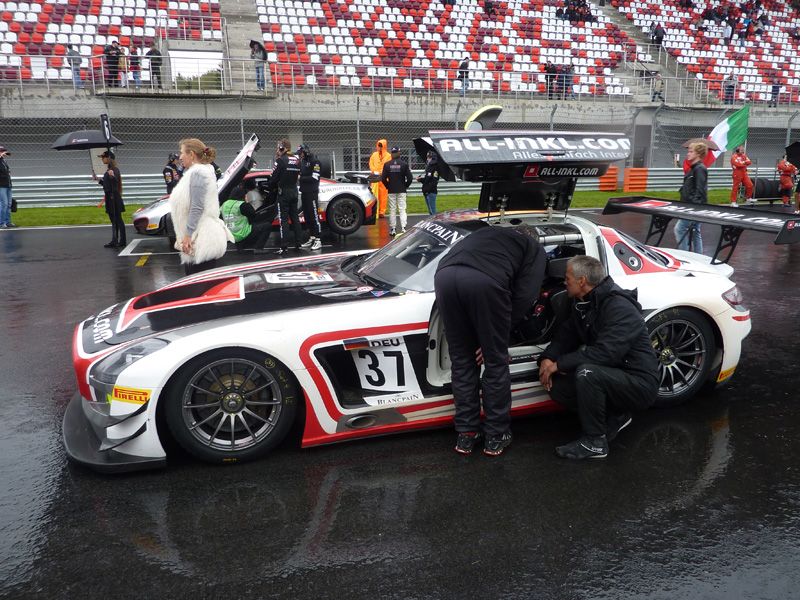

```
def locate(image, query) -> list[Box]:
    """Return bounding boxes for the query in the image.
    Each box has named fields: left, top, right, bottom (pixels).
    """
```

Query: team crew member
left=539, top=256, right=659, bottom=460
left=163, top=153, right=181, bottom=194
left=381, top=146, right=413, bottom=237
left=417, top=150, right=440, bottom=215
left=369, top=139, right=391, bottom=216
left=777, top=155, right=797, bottom=207
left=0, top=146, right=16, bottom=228
left=268, top=138, right=303, bottom=254
left=298, top=144, right=322, bottom=250
left=92, top=150, right=126, bottom=248
left=434, top=225, right=546, bottom=457
left=730, top=146, right=754, bottom=207
left=221, top=185, right=274, bottom=250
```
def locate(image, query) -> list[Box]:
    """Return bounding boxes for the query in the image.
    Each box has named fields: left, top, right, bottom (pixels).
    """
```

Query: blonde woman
left=170, top=138, right=233, bottom=275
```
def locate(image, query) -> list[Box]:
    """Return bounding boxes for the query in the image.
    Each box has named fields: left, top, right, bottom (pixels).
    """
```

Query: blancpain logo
left=417, top=221, right=464, bottom=244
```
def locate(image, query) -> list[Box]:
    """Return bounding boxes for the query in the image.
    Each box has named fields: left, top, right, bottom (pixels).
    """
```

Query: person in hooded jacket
left=368, top=139, right=391, bottom=217
left=417, top=150, right=440, bottom=215
left=539, top=256, right=659, bottom=460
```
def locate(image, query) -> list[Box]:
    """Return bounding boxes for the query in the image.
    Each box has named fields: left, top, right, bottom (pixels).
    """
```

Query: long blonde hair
left=180, top=138, right=217, bottom=165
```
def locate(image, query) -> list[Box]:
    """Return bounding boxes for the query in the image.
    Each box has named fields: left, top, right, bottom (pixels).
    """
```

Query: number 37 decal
left=350, top=337, right=422, bottom=405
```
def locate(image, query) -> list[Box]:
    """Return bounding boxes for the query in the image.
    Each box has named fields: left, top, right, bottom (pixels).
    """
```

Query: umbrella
left=682, top=137, right=720, bottom=151
left=785, top=141, right=800, bottom=169
left=412, top=136, right=456, bottom=182
left=51, top=130, right=124, bottom=151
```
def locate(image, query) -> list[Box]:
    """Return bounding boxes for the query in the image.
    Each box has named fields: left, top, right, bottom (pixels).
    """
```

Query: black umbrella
left=51, top=130, right=124, bottom=151
left=412, top=136, right=456, bottom=181
left=785, top=141, right=800, bottom=169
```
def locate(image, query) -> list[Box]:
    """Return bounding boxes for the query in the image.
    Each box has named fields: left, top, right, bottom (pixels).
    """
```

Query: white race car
left=66, top=129, right=791, bottom=473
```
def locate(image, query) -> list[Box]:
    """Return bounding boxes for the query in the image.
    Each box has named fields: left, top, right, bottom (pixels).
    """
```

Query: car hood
left=79, top=252, right=389, bottom=354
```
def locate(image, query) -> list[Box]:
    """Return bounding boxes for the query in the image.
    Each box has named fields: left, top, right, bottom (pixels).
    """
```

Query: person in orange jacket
left=730, top=146, right=754, bottom=207
left=369, top=139, right=391, bottom=217
left=777, top=154, right=798, bottom=207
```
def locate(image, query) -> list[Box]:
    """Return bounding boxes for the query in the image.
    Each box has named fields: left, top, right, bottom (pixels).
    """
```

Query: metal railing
left=154, top=14, right=223, bottom=43
left=10, top=167, right=784, bottom=208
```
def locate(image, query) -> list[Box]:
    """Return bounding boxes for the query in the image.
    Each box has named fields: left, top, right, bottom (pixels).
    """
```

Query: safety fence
left=10, top=167, right=777, bottom=208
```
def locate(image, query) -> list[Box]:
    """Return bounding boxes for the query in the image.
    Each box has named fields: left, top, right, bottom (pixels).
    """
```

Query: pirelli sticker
left=108, top=386, right=151, bottom=405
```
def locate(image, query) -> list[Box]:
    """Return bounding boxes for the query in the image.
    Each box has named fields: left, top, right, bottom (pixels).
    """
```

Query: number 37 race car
left=63, top=130, right=800, bottom=472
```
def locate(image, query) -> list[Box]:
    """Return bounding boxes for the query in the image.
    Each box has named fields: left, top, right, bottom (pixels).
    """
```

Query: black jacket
left=680, top=161, right=708, bottom=204
left=381, top=158, right=413, bottom=193
left=299, top=154, right=321, bottom=191
left=146, top=48, right=162, bottom=67
left=0, top=158, right=11, bottom=188
left=437, top=227, right=546, bottom=326
left=540, top=276, right=658, bottom=381
left=419, top=158, right=439, bottom=194
left=98, top=167, right=124, bottom=214
left=269, top=153, right=301, bottom=196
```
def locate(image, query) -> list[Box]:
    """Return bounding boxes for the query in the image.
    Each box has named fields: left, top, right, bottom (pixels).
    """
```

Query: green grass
left=12, top=189, right=737, bottom=227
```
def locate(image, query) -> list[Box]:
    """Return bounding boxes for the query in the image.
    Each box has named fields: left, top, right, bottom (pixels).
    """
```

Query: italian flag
left=703, top=105, right=750, bottom=167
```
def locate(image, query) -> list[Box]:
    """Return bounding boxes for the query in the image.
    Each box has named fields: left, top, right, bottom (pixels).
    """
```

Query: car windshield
left=350, top=227, right=460, bottom=292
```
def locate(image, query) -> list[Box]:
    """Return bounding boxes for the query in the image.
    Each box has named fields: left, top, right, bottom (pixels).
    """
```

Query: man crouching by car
left=538, top=256, right=659, bottom=460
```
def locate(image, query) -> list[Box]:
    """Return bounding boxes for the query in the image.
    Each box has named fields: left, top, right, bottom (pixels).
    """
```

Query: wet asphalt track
left=1, top=212, right=800, bottom=600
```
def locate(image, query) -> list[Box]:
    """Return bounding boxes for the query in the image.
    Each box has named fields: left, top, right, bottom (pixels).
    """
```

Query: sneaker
left=730, top=202, right=738, bottom=208
left=483, top=431, right=513, bottom=456
left=746, top=199, right=757, bottom=205
left=6, top=222, right=17, bottom=228
left=103, top=241, right=117, bottom=248
left=0, top=224, right=6, bottom=229
left=300, top=237, right=316, bottom=249
left=310, top=237, right=322, bottom=250
left=454, top=431, right=483, bottom=455
left=606, top=413, right=632, bottom=442
left=794, top=210, right=800, bottom=214
left=555, top=435, right=609, bottom=460
left=274, top=247, right=288, bottom=255
left=389, top=228, right=396, bottom=237
left=398, top=228, right=406, bottom=236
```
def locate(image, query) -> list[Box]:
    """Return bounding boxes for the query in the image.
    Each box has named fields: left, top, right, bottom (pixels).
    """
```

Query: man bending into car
left=434, top=224, right=545, bottom=457
left=538, top=256, right=659, bottom=460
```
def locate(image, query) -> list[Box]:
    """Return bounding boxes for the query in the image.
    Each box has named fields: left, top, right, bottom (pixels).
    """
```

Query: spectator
left=556, top=6, right=565, bottom=18
left=768, top=78, right=781, bottom=107
left=170, top=138, right=233, bottom=274
left=381, top=146, right=413, bottom=237
left=545, top=61, right=558, bottom=99
left=539, top=256, right=659, bottom=460
left=730, top=145, right=754, bottom=206
left=484, top=0, right=497, bottom=16
left=777, top=154, right=797, bottom=207
left=129, top=47, right=141, bottom=89
left=66, top=45, right=83, bottom=90
left=92, top=150, right=126, bottom=248
left=369, top=139, right=391, bottom=216
left=104, top=40, right=120, bottom=88
left=722, top=73, right=735, bottom=104
left=792, top=27, right=800, bottom=40
left=435, top=225, right=545, bottom=457
left=675, top=142, right=708, bottom=253
left=0, top=146, right=15, bottom=229
left=146, top=44, right=163, bottom=89
left=417, top=150, right=440, bottom=215
left=118, top=46, right=128, bottom=88
left=651, top=72, right=665, bottom=102
left=723, top=22, right=733, bottom=43
left=457, top=55, right=469, bottom=96
left=652, top=23, right=665, bottom=45
left=249, top=40, right=268, bottom=91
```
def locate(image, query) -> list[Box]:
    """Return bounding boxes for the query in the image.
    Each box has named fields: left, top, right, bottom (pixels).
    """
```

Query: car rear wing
left=603, top=196, right=800, bottom=264
left=414, top=130, right=630, bottom=213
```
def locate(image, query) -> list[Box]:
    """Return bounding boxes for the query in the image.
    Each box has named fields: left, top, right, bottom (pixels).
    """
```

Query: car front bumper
left=62, top=391, right=166, bottom=474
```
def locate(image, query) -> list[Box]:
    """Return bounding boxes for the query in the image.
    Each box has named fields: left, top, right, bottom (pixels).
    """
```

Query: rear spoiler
left=603, top=196, right=800, bottom=264
left=414, top=129, right=630, bottom=213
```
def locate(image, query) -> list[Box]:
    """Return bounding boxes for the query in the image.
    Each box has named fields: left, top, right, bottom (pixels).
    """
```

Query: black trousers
left=300, top=186, right=321, bottom=237
left=107, top=204, right=126, bottom=245
left=239, top=222, right=272, bottom=249
left=434, top=265, right=512, bottom=437
left=549, top=363, right=658, bottom=438
left=277, top=190, right=302, bottom=248
left=184, top=259, right=217, bottom=276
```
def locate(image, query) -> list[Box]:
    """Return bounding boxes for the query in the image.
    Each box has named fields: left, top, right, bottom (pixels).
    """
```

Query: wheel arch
left=325, top=193, right=366, bottom=231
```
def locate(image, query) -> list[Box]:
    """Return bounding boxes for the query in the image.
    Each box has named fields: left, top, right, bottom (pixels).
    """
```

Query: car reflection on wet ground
left=1, top=213, right=799, bottom=599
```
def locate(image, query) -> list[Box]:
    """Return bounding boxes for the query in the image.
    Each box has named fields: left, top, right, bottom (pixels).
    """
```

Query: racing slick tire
left=164, top=349, right=299, bottom=464
left=647, top=307, right=716, bottom=408
left=326, top=196, right=364, bottom=236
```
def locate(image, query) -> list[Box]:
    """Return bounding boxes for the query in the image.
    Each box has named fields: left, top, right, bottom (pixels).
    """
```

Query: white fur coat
left=169, top=163, right=233, bottom=264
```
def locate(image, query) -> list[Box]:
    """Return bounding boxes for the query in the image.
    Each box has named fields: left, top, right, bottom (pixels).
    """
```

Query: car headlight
left=90, top=338, right=170, bottom=385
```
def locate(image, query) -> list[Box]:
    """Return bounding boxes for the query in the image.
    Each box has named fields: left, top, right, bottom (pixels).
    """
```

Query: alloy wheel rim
left=650, top=319, right=707, bottom=397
